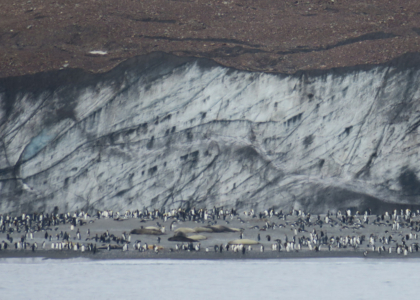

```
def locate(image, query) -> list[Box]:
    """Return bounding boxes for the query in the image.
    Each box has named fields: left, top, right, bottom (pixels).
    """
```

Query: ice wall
left=1, top=53, right=420, bottom=214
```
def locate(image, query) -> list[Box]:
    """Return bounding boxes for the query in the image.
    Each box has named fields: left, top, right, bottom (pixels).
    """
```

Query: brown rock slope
left=1, top=0, right=420, bottom=78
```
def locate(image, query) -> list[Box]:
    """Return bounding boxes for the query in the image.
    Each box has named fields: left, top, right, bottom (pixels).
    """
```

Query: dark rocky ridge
left=1, top=52, right=420, bottom=214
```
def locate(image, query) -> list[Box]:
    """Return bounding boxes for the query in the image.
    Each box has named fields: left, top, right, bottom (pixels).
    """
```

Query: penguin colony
left=1, top=207, right=420, bottom=258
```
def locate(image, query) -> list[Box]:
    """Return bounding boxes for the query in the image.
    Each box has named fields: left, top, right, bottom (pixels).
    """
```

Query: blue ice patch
left=22, top=129, right=56, bottom=160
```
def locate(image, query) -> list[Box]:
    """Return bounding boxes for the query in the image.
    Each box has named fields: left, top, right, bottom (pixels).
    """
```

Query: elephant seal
left=174, top=227, right=196, bottom=234
left=130, top=227, right=164, bottom=235
left=168, top=231, right=196, bottom=242
left=187, top=235, right=207, bottom=241
left=228, top=239, right=259, bottom=245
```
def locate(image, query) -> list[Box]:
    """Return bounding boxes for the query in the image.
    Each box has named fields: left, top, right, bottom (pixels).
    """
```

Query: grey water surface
left=1, top=258, right=418, bottom=299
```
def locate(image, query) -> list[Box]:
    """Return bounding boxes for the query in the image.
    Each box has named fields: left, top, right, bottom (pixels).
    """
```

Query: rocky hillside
left=1, top=52, right=420, bottom=214
left=1, top=0, right=420, bottom=78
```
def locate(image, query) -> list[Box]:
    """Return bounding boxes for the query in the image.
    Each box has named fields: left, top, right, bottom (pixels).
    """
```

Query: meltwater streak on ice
left=1, top=258, right=420, bottom=299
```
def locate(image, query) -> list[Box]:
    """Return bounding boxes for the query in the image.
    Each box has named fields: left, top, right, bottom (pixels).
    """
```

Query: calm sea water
left=1, top=258, right=419, bottom=299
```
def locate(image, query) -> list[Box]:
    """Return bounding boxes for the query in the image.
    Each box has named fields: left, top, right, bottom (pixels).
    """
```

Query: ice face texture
left=1, top=53, right=420, bottom=214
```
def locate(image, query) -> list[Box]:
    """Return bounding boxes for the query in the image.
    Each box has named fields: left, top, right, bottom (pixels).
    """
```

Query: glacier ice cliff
left=1, top=52, right=420, bottom=214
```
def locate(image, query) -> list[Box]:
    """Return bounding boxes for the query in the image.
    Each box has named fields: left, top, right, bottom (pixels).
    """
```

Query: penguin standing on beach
left=170, top=221, right=176, bottom=231
left=135, top=241, right=141, bottom=250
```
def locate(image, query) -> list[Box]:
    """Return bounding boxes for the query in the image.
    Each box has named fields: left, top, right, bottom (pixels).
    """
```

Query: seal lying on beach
left=130, top=226, right=165, bottom=235
left=187, top=235, right=207, bottom=241
left=175, top=225, right=240, bottom=234
left=193, top=227, right=214, bottom=233
left=168, top=231, right=198, bottom=242
left=174, top=227, right=196, bottom=234
left=228, top=239, right=259, bottom=245
left=208, top=225, right=241, bottom=233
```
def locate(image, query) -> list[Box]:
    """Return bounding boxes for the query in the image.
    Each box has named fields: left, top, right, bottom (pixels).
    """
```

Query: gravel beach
left=1, top=208, right=420, bottom=260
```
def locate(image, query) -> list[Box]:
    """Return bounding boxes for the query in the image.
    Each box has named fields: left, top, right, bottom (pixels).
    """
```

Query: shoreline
left=1, top=249, right=419, bottom=261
